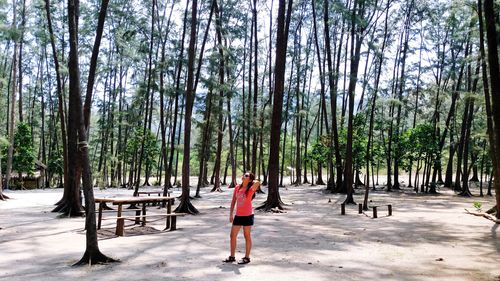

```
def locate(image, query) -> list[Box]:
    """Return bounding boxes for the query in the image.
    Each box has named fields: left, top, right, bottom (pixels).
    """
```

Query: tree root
left=73, top=250, right=119, bottom=266
left=174, top=199, right=199, bottom=214
left=465, top=209, right=500, bottom=224
left=256, top=200, right=284, bottom=211
left=0, top=193, right=10, bottom=200
left=52, top=203, right=85, bottom=217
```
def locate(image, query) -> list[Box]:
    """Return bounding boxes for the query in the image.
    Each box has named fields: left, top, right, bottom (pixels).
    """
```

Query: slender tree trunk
left=212, top=0, right=225, bottom=193
left=364, top=0, right=390, bottom=209
left=323, top=0, right=343, bottom=191
left=5, top=0, right=19, bottom=192
left=166, top=0, right=190, bottom=189
left=17, top=0, right=26, bottom=123
left=344, top=0, right=365, bottom=204
left=159, top=0, right=176, bottom=197
left=175, top=0, right=199, bottom=214
left=251, top=0, right=259, bottom=174
left=257, top=0, right=291, bottom=211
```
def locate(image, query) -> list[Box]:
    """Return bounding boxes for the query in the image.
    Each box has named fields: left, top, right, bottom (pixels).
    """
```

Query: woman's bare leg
left=243, top=226, right=252, bottom=258
left=230, top=225, right=241, bottom=257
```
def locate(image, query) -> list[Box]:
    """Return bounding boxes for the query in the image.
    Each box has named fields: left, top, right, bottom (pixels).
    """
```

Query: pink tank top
left=234, top=184, right=256, bottom=216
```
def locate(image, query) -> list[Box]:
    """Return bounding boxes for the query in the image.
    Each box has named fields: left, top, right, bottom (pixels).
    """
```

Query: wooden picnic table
left=95, top=196, right=177, bottom=236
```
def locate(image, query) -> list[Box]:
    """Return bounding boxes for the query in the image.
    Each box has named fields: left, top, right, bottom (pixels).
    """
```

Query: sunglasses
left=243, top=174, right=250, bottom=178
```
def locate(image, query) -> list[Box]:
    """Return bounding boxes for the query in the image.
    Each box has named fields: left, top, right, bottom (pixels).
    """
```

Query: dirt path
left=0, top=182, right=499, bottom=281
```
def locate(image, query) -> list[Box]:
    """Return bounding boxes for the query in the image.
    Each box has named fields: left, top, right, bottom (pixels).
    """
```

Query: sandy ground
left=0, top=178, right=499, bottom=281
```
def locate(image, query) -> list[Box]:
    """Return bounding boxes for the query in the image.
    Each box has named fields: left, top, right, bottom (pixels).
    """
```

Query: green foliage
left=308, top=135, right=331, bottom=165
left=125, top=128, right=159, bottom=171
left=47, top=148, right=63, bottom=176
left=399, top=123, right=438, bottom=172
left=473, top=202, right=482, bottom=212
left=13, top=123, right=36, bottom=176
left=0, top=136, right=9, bottom=174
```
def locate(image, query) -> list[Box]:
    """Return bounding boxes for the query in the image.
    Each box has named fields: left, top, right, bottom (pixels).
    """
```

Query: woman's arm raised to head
left=251, top=180, right=261, bottom=191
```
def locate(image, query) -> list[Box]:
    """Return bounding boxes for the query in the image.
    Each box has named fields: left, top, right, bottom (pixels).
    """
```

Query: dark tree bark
left=166, top=0, right=190, bottom=189
left=323, top=0, right=343, bottom=192
left=17, top=0, right=26, bottom=123
left=211, top=0, right=225, bottom=193
left=175, top=0, right=199, bottom=214
left=251, top=0, right=259, bottom=174
left=344, top=0, right=366, bottom=204
left=459, top=97, right=475, bottom=197
left=257, top=0, right=291, bottom=211
left=65, top=0, right=116, bottom=265
left=194, top=1, right=216, bottom=196
left=43, top=0, right=70, bottom=213
left=159, top=0, right=176, bottom=198
left=365, top=0, right=390, bottom=209
left=483, top=0, right=500, bottom=218
left=5, top=0, right=19, bottom=193
left=393, top=1, right=414, bottom=190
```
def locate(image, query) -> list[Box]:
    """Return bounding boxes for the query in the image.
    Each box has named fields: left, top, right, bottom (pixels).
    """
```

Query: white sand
left=0, top=180, right=499, bottom=281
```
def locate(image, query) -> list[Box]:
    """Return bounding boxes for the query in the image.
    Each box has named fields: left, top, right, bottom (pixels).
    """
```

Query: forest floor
left=0, top=176, right=499, bottom=281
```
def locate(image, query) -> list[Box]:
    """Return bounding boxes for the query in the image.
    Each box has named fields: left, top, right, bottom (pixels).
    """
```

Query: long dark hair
left=243, top=172, right=255, bottom=198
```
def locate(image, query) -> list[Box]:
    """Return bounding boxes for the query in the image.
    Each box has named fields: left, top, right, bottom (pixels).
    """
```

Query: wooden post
left=388, top=204, right=392, bottom=216
left=116, top=204, right=124, bottom=236
left=135, top=209, right=141, bottom=225
left=141, top=202, right=147, bottom=226
left=373, top=206, right=378, bottom=218
left=358, top=203, right=362, bottom=214
left=341, top=203, right=345, bottom=215
left=170, top=215, right=177, bottom=231
left=97, top=202, right=103, bottom=229
left=166, top=198, right=173, bottom=229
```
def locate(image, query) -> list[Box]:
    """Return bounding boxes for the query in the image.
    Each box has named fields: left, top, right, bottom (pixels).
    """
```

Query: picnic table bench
left=137, top=191, right=167, bottom=197
left=95, top=196, right=184, bottom=236
left=136, top=191, right=169, bottom=206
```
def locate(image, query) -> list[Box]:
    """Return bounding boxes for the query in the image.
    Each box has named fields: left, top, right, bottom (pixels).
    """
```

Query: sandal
left=223, top=256, right=236, bottom=263
left=238, top=257, right=251, bottom=264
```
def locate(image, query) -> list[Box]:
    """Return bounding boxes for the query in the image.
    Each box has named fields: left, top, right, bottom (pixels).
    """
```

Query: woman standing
left=223, top=172, right=260, bottom=264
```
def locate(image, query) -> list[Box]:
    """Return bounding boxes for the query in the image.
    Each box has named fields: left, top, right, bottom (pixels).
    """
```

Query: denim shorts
left=233, top=214, right=254, bottom=226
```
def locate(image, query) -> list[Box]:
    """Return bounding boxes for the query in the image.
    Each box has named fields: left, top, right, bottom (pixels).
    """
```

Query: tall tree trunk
left=5, top=0, right=19, bottom=192
left=365, top=0, right=390, bottom=209
left=344, top=0, right=364, bottom=204
left=65, top=0, right=116, bottom=265
left=159, top=0, right=176, bottom=198
left=323, top=0, right=343, bottom=191
left=212, top=0, right=225, bottom=193
left=251, top=0, right=259, bottom=174
left=175, top=0, right=199, bottom=214
left=166, top=0, right=190, bottom=189
left=257, top=0, right=291, bottom=211
left=17, top=0, right=26, bottom=123
left=483, top=0, right=500, bottom=218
